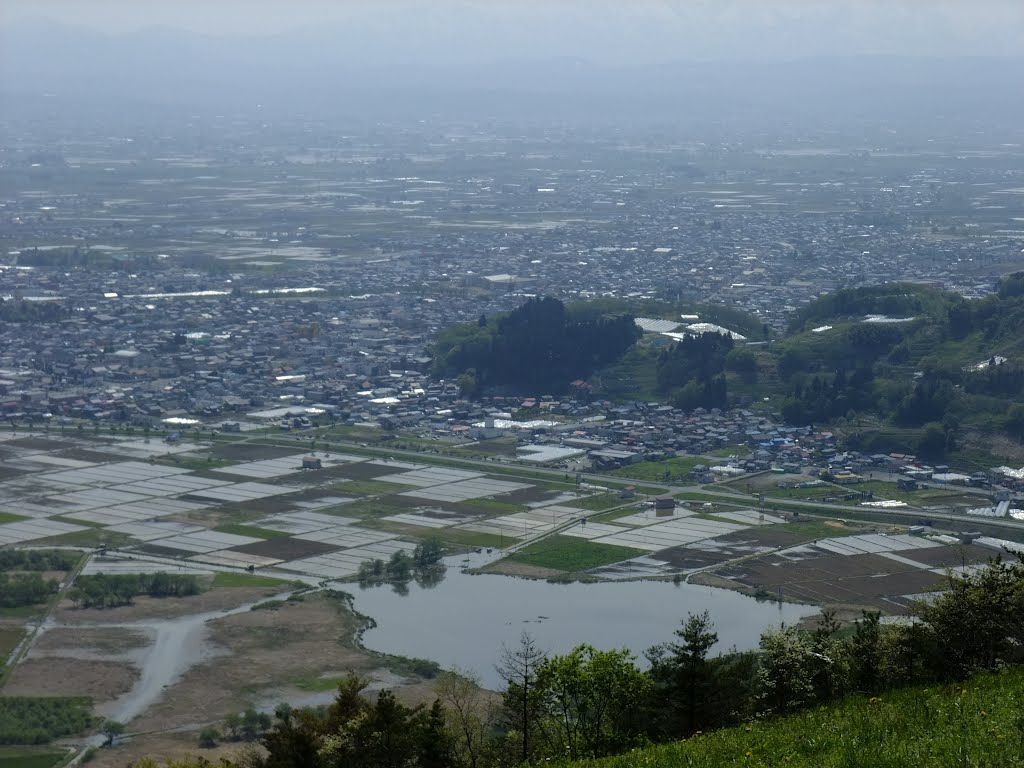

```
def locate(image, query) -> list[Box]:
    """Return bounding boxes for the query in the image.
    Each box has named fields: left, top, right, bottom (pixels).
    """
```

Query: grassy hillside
left=571, top=667, right=1024, bottom=768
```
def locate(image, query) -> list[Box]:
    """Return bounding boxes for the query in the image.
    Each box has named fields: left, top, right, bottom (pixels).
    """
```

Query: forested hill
left=771, top=277, right=1024, bottom=455
left=430, top=297, right=641, bottom=396
left=431, top=279, right=1024, bottom=458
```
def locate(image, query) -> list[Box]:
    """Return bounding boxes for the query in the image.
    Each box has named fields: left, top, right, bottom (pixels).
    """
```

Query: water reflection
left=349, top=555, right=817, bottom=689
left=357, top=564, right=447, bottom=594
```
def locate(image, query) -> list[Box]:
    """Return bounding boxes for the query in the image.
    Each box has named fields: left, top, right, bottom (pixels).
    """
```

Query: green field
left=0, top=628, right=24, bottom=661
left=154, top=455, right=235, bottom=471
left=294, top=675, right=350, bottom=693
left=0, top=513, right=27, bottom=525
left=567, top=493, right=628, bottom=512
left=0, top=748, right=67, bottom=768
left=569, top=668, right=1024, bottom=768
left=506, top=535, right=645, bottom=572
left=760, top=483, right=859, bottom=502
left=212, top=573, right=292, bottom=589
left=854, top=480, right=961, bottom=506
left=706, top=445, right=753, bottom=458
left=609, top=456, right=708, bottom=482
left=212, top=524, right=289, bottom=540
left=29, top=529, right=131, bottom=550
left=335, top=480, right=412, bottom=496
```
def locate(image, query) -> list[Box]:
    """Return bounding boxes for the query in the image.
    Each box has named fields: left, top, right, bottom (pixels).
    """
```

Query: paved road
left=226, top=431, right=1024, bottom=538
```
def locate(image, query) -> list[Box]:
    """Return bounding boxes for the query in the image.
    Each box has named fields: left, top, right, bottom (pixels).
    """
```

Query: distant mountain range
left=2, top=18, right=1024, bottom=120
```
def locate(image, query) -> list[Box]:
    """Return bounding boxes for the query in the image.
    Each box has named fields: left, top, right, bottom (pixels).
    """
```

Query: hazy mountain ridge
left=3, top=19, right=1024, bottom=124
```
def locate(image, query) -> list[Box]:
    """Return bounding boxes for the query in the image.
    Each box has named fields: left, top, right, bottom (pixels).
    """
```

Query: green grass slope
left=572, top=668, right=1024, bottom=768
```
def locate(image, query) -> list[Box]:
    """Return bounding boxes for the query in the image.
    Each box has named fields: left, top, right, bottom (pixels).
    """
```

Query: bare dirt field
left=3, top=658, right=138, bottom=700
left=233, top=537, right=340, bottom=560
left=318, top=462, right=401, bottom=481
left=210, top=444, right=301, bottom=461
left=713, top=550, right=947, bottom=613
left=963, top=430, right=1024, bottom=462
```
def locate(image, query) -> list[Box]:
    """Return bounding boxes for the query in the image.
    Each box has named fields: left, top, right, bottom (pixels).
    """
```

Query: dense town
left=3, top=116, right=1024, bottom=491
left=4, top=9, right=1024, bottom=768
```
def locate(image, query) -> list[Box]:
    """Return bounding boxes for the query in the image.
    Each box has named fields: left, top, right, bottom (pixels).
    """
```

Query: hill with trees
left=431, top=280, right=1024, bottom=458
left=431, top=297, right=641, bottom=396
left=771, top=278, right=1024, bottom=458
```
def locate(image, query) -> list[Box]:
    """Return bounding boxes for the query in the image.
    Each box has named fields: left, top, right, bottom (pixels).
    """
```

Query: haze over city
left=1, top=3, right=1024, bottom=768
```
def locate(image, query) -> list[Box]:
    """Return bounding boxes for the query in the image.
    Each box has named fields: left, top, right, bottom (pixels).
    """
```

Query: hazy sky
left=3, top=0, right=1024, bottom=60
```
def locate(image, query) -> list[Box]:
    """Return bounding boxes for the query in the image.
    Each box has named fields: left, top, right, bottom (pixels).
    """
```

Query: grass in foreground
left=0, top=747, right=67, bottom=768
left=212, top=572, right=291, bottom=589
left=506, top=535, right=645, bottom=572
left=572, top=668, right=1024, bottom=768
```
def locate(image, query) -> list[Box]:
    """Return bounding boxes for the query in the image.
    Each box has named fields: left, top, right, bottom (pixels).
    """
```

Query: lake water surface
left=349, top=555, right=818, bottom=688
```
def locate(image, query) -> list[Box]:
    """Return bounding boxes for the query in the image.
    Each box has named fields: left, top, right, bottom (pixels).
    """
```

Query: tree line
left=0, top=549, right=79, bottom=572
left=68, top=572, right=200, bottom=608
left=357, top=538, right=444, bottom=587
left=140, top=552, right=1024, bottom=768
left=0, top=696, right=95, bottom=745
left=656, top=331, right=733, bottom=411
left=0, top=572, right=57, bottom=608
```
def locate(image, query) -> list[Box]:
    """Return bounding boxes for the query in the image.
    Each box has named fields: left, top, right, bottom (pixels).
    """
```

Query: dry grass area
left=53, top=586, right=282, bottom=622
left=33, top=627, right=149, bottom=655
left=962, top=430, right=1024, bottom=462
left=86, top=732, right=262, bottom=768
left=130, top=593, right=406, bottom=733
left=4, top=586, right=459, bottom=767
left=3, top=657, right=138, bottom=700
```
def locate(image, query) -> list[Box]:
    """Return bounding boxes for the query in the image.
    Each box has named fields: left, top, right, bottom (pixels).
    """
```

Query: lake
left=349, top=554, right=818, bottom=689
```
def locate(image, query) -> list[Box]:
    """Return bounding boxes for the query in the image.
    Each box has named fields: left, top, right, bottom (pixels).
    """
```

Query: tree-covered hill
left=772, top=277, right=1024, bottom=456
left=431, top=279, right=1024, bottom=458
left=430, top=297, right=641, bottom=396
